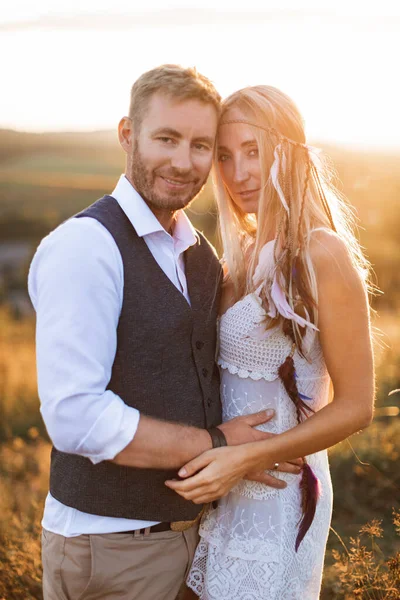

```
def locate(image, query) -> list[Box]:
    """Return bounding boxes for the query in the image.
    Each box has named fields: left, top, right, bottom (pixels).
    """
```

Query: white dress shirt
left=28, top=175, right=197, bottom=536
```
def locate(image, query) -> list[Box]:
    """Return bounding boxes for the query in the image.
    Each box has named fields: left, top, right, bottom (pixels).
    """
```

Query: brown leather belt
left=114, top=508, right=206, bottom=535
left=114, top=522, right=172, bottom=535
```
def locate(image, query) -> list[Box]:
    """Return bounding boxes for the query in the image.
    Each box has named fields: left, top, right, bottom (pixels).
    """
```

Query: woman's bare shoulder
left=308, top=229, right=355, bottom=280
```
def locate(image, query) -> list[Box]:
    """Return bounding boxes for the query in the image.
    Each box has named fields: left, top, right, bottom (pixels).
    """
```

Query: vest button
left=202, top=367, right=208, bottom=378
left=207, top=397, right=212, bottom=407
left=196, top=341, right=204, bottom=350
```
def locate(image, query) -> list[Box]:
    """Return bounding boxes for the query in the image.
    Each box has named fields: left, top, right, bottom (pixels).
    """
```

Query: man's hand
left=219, top=409, right=276, bottom=445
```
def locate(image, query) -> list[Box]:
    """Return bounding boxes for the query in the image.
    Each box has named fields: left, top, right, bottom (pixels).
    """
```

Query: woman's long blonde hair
left=214, top=85, right=370, bottom=346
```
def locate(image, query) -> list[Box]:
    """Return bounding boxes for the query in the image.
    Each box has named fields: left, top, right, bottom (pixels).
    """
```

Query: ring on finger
left=273, top=462, right=279, bottom=470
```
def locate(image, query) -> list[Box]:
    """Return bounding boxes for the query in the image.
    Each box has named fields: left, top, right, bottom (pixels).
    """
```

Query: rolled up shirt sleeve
left=28, top=217, right=140, bottom=464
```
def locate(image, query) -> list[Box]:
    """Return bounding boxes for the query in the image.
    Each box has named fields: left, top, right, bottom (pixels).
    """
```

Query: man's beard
left=130, top=141, right=207, bottom=212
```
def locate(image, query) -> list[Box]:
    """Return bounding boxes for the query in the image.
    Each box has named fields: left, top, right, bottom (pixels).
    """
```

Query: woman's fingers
left=166, top=446, right=249, bottom=502
left=176, top=450, right=215, bottom=479
left=165, top=471, right=208, bottom=493
left=165, top=476, right=225, bottom=502
left=245, top=471, right=287, bottom=488
left=276, top=461, right=302, bottom=474
left=166, top=455, right=241, bottom=499
left=173, top=481, right=229, bottom=504
left=175, top=486, right=222, bottom=503
left=245, top=460, right=302, bottom=486
left=190, top=493, right=223, bottom=505
left=288, top=457, right=304, bottom=467
left=165, top=458, right=224, bottom=493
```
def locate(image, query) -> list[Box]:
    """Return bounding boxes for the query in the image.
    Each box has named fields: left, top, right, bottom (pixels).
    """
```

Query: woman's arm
left=165, top=230, right=375, bottom=503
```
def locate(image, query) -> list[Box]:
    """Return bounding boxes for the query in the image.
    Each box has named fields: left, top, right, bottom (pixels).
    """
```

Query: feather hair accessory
left=278, top=351, right=321, bottom=551
left=296, top=463, right=321, bottom=551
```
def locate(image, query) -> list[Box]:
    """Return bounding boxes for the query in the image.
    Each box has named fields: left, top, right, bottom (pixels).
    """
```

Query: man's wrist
left=196, top=428, right=214, bottom=454
left=179, top=427, right=214, bottom=465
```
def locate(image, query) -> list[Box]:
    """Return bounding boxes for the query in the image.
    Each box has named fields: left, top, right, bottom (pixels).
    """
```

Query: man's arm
left=29, top=218, right=141, bottom=464
left=112, top=409, right=282, bottom=470
left=113, top=415, right=211, bottom=469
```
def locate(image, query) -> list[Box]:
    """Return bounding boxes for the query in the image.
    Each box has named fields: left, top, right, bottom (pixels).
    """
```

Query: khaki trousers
left=42, top=526, right=199, bottom=600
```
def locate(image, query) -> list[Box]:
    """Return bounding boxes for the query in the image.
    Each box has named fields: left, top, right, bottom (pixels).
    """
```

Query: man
left=29, top=65, right=300, bottom=600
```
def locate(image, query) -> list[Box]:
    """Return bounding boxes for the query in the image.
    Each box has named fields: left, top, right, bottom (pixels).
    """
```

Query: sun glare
left=1, top=3, right=399, bottom=147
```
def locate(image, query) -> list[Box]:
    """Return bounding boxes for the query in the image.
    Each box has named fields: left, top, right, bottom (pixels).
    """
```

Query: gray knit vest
left=49, top=195, right=222, bottom=522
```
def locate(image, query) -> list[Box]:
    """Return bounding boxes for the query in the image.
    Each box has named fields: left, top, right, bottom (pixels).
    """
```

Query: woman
left=166, top=86, right=374, bottom=599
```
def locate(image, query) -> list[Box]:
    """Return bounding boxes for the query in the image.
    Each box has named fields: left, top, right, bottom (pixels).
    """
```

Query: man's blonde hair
left=129, top=64, right=221, bottom=130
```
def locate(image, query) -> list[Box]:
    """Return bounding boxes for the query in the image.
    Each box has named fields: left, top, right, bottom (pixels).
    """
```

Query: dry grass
left=323, top=514, right=400, bottom=599
left=0, top=308, right=41, bottom=442
left=0, top=434, right=49, bottom=599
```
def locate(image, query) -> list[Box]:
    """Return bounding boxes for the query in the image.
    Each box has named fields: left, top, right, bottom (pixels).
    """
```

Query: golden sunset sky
left=1, top=0, right=399, bottom=148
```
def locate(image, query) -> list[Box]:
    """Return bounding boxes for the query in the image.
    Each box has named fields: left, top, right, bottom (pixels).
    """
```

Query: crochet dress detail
left=187, top=242, right=333, bottom=599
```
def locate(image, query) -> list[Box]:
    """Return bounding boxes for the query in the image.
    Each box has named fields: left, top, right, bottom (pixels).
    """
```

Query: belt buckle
left=170, top=506, right=205, bottom=532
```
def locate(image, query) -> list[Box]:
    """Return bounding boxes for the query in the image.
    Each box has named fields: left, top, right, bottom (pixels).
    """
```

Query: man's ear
left=118, top=116, right=134, bottom=153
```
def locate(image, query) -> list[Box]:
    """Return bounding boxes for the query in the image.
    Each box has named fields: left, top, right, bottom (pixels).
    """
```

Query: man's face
left=129, top=92, right=218, bottom=211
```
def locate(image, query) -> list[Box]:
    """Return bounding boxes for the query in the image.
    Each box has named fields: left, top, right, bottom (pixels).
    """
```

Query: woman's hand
left=165, top=446, right=251, bottom=504
left=164, top=445, right=303, bottom=503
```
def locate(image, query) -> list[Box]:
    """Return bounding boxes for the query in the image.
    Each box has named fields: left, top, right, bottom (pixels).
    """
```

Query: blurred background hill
left=1, top=127, right=400, bottom=312
left=0, top=130, right=399, bottom=598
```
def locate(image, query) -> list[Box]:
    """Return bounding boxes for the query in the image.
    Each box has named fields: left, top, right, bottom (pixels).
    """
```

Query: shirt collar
left=111, top=175, right=198, bottom=249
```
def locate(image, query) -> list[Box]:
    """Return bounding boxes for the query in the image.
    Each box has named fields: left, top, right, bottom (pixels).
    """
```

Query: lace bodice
left=218, top=289, right=328, bottom=387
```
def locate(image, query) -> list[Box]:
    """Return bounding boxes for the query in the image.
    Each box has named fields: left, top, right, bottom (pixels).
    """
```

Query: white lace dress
left=187, top=288, right=333, bottom=599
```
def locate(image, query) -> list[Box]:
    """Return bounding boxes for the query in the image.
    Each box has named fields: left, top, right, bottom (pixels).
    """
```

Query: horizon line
left=1, top=125, right=399, bottom=154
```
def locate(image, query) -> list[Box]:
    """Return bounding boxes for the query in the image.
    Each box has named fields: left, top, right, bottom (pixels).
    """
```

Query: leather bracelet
left=207, top=426, right=228, bottom=448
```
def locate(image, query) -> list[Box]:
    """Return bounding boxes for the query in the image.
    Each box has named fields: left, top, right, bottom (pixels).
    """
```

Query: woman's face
left=217, top=107, right=261, bottom=214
